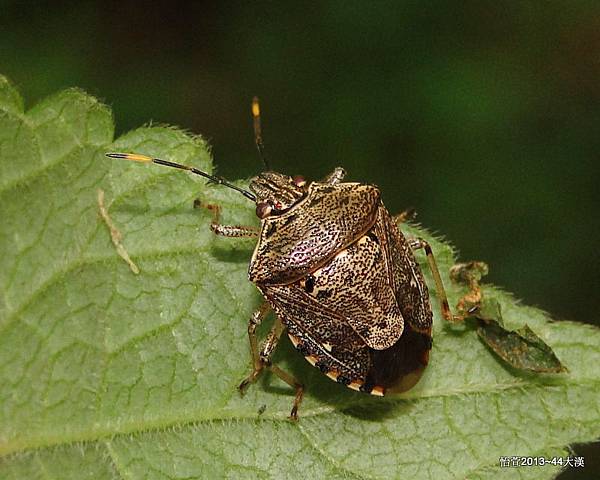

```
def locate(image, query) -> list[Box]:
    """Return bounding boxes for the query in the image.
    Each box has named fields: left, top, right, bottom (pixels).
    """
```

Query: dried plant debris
left=97, top=189, right=140, bottom=274
left=450, top=261, right=566, bottom=373
left=476, top=301, right=567, bottom=373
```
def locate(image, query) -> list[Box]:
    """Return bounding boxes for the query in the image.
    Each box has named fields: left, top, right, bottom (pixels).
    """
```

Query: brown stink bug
left=106, top=97, right=455, bottom=420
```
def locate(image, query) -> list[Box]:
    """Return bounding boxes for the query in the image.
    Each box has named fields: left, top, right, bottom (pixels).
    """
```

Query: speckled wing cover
left=249, top=182, right=380, bottom=284
left=377, top=205, right=433, bottom=333
left=259, top=193, right=433, bottom=391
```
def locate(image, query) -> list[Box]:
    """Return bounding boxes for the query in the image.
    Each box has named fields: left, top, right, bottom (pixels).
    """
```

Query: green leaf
left=1, top=76, right=598, bottom=479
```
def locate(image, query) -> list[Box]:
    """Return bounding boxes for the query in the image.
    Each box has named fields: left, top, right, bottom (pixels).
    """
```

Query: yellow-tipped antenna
left=106, top=153, right=257, bottom=201
left=252, top=96, right=270, bottom=170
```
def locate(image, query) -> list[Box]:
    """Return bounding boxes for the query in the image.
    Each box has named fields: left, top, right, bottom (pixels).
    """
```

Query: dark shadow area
left=343, top=397, right=412, bottom=422
left=557, top=441, right=600, bottom=479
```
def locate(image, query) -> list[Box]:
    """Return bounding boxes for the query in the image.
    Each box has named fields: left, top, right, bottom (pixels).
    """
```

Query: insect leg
left=193, top=200, right=259, bottom=237
left=239, top=301, right=271, bottom=394
left=239, top=312, right=305, bottom=420
left=260, top=318, right=304, bottom=419
left=267, top=364, right=304, bottom=421
left=393, top=207, right=417, bottom=224
left=321, top=167, right=346, bottom=184
left=259, top=316, right=284, bottom=363
left=408, top=238, right=459, bottom=323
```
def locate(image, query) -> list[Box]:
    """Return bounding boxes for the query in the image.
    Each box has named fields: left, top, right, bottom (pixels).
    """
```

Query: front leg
left=194, top=200, right=259, bottom=237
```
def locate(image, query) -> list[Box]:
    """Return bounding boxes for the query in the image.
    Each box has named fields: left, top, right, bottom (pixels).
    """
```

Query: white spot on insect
left=306, top=355, right=318, bottom=366
left=348, top=381, right=363, bottom=391
left=334, top=249, right=348, bottom=260
left=326, top=370, right=339, bottom=381
left=371, top=386, right=385, bottom=396
left=323, top=342, right=333, bottom=352
left=357, top=235, right=369, bottom=245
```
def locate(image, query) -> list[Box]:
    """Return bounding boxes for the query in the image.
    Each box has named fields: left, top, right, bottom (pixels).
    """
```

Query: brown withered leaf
left=450, top=263, right=566, bottom=373
left=476, top=299, right=567, bottom=373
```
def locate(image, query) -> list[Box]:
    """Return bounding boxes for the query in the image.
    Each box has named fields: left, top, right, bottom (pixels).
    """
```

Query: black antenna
left=252, top=96, right=270, bottom=170
left=105, top=153, right=256, bottom=202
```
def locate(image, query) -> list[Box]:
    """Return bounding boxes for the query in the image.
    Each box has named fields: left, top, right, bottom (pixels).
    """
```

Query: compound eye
left=255, top=201, right=272, bottom=219
left=292, top=175, right=306, bottom=187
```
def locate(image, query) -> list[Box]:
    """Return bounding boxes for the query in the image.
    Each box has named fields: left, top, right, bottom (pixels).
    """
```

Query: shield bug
left=106, top=97, right=455, bottom=420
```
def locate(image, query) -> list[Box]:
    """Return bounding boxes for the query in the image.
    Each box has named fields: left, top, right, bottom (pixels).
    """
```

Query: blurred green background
left=2, top=1, right=597, bottom=325
left=1, top=2, right=598, bottom=475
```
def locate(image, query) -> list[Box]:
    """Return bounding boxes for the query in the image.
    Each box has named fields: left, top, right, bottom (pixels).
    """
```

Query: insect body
left=249, top=175, right=434, bottom=397
left=107, top=98, right=453, bottom=420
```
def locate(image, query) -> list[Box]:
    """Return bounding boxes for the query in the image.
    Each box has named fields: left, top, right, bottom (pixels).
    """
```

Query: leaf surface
left=1, top=76, right=598, bottom=479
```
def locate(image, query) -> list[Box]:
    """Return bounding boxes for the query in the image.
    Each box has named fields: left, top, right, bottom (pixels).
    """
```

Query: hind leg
left=408, top=238, right=462, bottom=323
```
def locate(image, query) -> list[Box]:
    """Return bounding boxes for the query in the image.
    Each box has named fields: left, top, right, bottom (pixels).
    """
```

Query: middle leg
left=238, top=303, right=304, bottom=420
left=322, top=167, right=346, bottom=184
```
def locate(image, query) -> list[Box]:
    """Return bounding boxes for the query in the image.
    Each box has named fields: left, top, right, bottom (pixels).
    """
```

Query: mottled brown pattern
left=262, top=283, right=371, bottom=380
left=257, top=191, right=433, bottom=393
left=249, top=182, right=380, bottom=284
left=376, top=205, right=433, bottom=332
left=297, top=232, right=404, bottom=350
